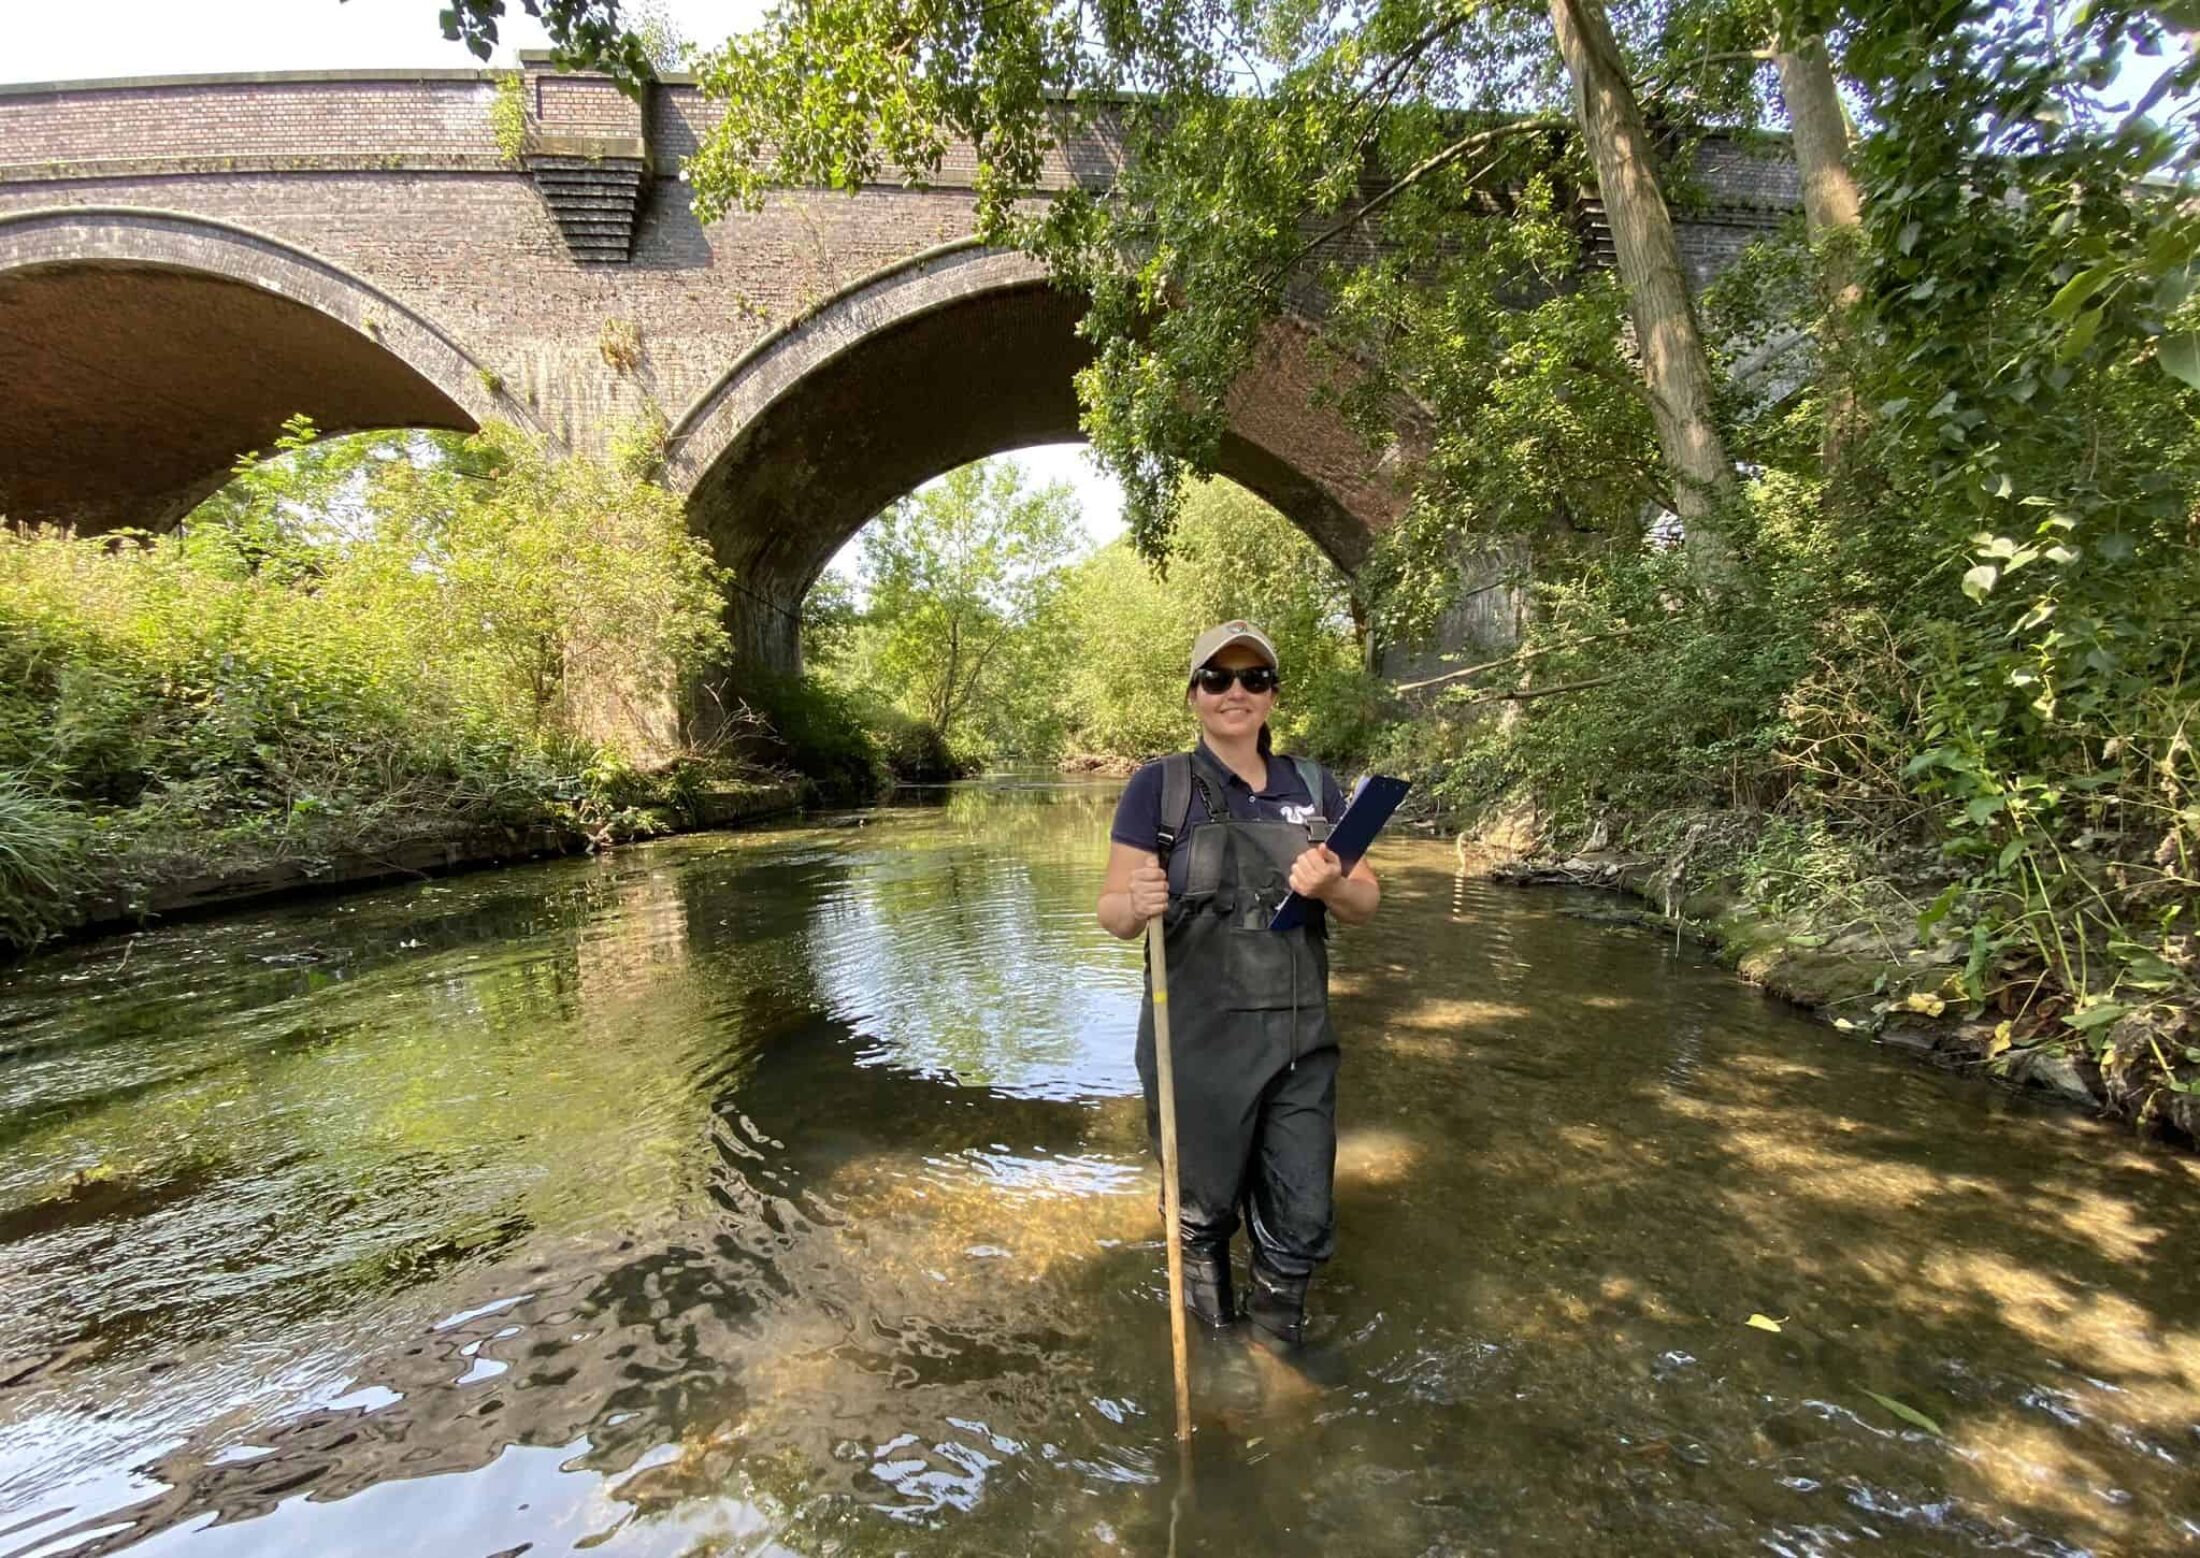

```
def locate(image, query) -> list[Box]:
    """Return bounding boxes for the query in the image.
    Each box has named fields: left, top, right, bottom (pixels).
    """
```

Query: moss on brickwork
left=490, top=71, right=527, bottom=164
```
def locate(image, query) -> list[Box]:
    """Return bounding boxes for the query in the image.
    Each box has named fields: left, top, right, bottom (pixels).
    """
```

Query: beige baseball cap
left=1187, top=620, right=1279, bottom=678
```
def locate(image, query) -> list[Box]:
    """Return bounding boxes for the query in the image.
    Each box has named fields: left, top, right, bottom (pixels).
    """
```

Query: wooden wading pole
left=1147, top=919, right=1195, bottom=1462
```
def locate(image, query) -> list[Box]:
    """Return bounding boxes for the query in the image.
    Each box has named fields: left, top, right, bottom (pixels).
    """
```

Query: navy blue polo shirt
left=1111, top=741, right=1347, bottom=858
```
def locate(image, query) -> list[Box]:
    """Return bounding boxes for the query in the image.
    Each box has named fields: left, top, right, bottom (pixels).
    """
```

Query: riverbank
left=1475, top=833, right=2200, bottom=1148
left=16, top=773, right=808, bottom=958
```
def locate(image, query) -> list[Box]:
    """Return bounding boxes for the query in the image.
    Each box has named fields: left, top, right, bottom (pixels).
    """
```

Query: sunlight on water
left=1, top=778, right=2197, bottom=1556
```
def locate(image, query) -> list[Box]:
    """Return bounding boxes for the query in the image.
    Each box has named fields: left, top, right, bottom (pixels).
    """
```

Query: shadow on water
left=0, top=779, right=2196, bottom=1556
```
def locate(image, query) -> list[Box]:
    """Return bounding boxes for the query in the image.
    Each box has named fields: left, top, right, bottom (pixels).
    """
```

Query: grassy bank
left=0, top=421, right=807, bottom=956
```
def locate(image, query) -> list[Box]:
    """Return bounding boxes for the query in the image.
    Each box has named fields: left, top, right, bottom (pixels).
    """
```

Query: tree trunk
left=1772, top=30, right=1866, bottom=480
left=1546, top=0, right=1737, bottom=575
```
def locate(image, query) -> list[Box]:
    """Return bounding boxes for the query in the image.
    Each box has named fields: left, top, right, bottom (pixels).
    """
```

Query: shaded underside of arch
left=669, top=247, right=1404, bottom=671
left=0, top=209, right=505, bottom=533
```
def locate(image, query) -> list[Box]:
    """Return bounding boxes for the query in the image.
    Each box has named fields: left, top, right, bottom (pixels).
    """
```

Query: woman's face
left=1189, top=643, right=1277, bottom=745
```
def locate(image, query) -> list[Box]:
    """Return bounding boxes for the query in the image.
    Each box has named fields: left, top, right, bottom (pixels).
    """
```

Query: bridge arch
left=0, top=207, right=528, bottom=533
left=663, top=244, right=1407, bottom=671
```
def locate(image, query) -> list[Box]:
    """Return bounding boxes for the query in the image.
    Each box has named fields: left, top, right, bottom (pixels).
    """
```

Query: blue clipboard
left=1269, top=774, right=1411, bottom=931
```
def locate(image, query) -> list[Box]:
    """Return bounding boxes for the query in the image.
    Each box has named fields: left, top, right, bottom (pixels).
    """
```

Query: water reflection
left=0, top=779, right=2195, bottom=1556
left=808, top=788, right=1139, bottom=1098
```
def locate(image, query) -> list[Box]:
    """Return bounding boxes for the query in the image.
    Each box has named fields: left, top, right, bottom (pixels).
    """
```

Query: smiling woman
left=1096, top=619, right=1379, bottom=1366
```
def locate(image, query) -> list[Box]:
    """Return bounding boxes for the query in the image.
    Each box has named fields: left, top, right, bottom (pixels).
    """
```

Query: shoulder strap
left=1154, top=751, right=1194, bottom=866
left=1291, top=755, right=1324, bottom=809
left=1288, top=754, right=1335, bottom=844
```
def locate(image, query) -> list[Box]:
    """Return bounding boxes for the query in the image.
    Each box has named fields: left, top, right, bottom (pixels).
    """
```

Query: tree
left=410, top=0, right=659, bottom=87
left=355, top=424, right=729, bottom=745
left=1770, top=24, right=1865, bottom=480
left=1056, top=480, right=1368, bottom=760
left=1549, top=0, right=1739, bottom=567
left=850, top=460, right=1080, bottom=753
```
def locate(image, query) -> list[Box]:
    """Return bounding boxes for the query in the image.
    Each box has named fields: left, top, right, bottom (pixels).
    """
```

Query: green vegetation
left=1052, top=482, right=1379, bottom=765
left=488, top=69, right=527, bottom=164
left=813, top=461, right=1081, bottom=777
left=804, top=463, right=1372, bottom=777
left=0, top=418, right=752, bottom=951
left=20, top=0, right=2200, bottom=1124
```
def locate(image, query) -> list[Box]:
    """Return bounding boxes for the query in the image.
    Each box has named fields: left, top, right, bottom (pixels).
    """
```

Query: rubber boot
left=1244, top=1261, right=1349, bottom=1387
left=1244, top=1261, right=1307, bottom=1349
left=1183, top=1249, right=1237, bottom=1331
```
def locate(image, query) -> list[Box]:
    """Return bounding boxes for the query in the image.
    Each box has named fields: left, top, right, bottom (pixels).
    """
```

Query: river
left=1, top=780, right=2196, bottom=1556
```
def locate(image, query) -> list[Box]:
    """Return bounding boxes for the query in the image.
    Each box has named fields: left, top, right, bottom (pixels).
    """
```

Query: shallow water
left=1, top=780, right=2196, bottom=1557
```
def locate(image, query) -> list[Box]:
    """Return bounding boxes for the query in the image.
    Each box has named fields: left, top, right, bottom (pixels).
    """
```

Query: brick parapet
left=2, top=69, right=1794, bottom=226
left=533, top=73, right=643, bottom=140
left=0, top=70, right=1133, bottom=198
left=0, top=76, right=511, bottom=176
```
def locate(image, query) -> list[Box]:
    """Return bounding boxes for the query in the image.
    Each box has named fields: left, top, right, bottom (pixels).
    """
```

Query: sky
left=4, top=0, right=1131, bottom=560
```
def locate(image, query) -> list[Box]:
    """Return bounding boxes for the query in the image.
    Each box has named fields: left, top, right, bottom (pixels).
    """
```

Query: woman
left=1096, top=621, right=1380, bottom=1357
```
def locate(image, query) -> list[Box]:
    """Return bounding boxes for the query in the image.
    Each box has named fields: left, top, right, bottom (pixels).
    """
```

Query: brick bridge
left=0, top=61, right=1799, bottom=671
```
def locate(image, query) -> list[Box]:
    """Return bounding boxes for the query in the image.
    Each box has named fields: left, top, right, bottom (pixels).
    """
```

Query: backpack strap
left=1291, top=755, right=1323, bottom=807
left=1153, top=751, right=1194, bottom=867
left=1288, top=754, right=1334, bottom=843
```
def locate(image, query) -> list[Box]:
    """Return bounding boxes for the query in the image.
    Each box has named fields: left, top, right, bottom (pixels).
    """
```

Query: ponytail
left=1257, top=722, right=1273, bottom=757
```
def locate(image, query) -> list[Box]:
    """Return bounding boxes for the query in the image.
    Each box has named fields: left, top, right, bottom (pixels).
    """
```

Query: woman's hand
left=1289, top=844, right=1381, bottom=925
left=1289, top=844, right=1346, bottom=901
left=1099, top=844, right=1171, bottom=940
left=1128, top=862, right=1170, bottom=923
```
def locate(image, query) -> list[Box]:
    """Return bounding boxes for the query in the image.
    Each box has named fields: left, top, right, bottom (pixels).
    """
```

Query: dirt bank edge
left=1480, top=845, right=2199, bottom=1150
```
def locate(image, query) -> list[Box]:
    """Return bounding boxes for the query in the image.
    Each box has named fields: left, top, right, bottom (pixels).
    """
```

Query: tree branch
left=1450, top=674, right=1617, bottom=707
left=944, top=619, right=1016, bottom=731
left=1394, top=626, right=1641, bottom=693
left=1277, top=115, right=1569, bottom=281
left=1634, top=48, right=1773, bottom=101
left=1341, top=6, right=1486, bottom=160
left=1343, top=7, right=1480, bottom=123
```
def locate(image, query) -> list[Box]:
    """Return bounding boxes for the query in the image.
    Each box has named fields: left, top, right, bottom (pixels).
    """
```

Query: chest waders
left=1136, top=748, right=1340, bottom=1349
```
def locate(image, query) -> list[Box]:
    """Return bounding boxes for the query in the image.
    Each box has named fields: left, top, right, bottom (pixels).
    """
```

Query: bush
left=0, top=774, right=85, bottom=949
left=874, top=712, right=958, bottom=783
left=727, top=669, right=885, bottom=803
left=0, top=421, right=741, bottom=951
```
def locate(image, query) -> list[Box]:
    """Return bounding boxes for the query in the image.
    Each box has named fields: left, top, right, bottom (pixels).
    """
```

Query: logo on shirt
left=1280, top=802, right=1319, bottom=826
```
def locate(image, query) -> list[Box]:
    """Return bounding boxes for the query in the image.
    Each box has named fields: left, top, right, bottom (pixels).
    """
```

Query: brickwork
left=0, top=63, right=1798, bottom=667
left=0, top=74, right=508, bottom=172
left=534, top=74, right=643, bottom=141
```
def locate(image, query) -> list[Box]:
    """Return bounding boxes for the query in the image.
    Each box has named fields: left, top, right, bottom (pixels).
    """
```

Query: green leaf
left=2048, top=261, right=2117, bottom=322
left=1862, top=1390, right=1945, bottom=1437
left=2158, top=332, right=2200, bottom=389
left=2058, top=307, right=2104, bottom=361
left=1961, top=564, right=1999, bottom=602
left=2155, top=264, right=2196, bottom=313
left=2065, top=1002, right=2128, bottom=1032
left=1915, top=882, right=1962, bottom=939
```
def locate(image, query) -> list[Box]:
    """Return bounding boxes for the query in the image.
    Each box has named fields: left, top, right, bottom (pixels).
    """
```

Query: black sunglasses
left=1192, top=664, right=1280, bottom=695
